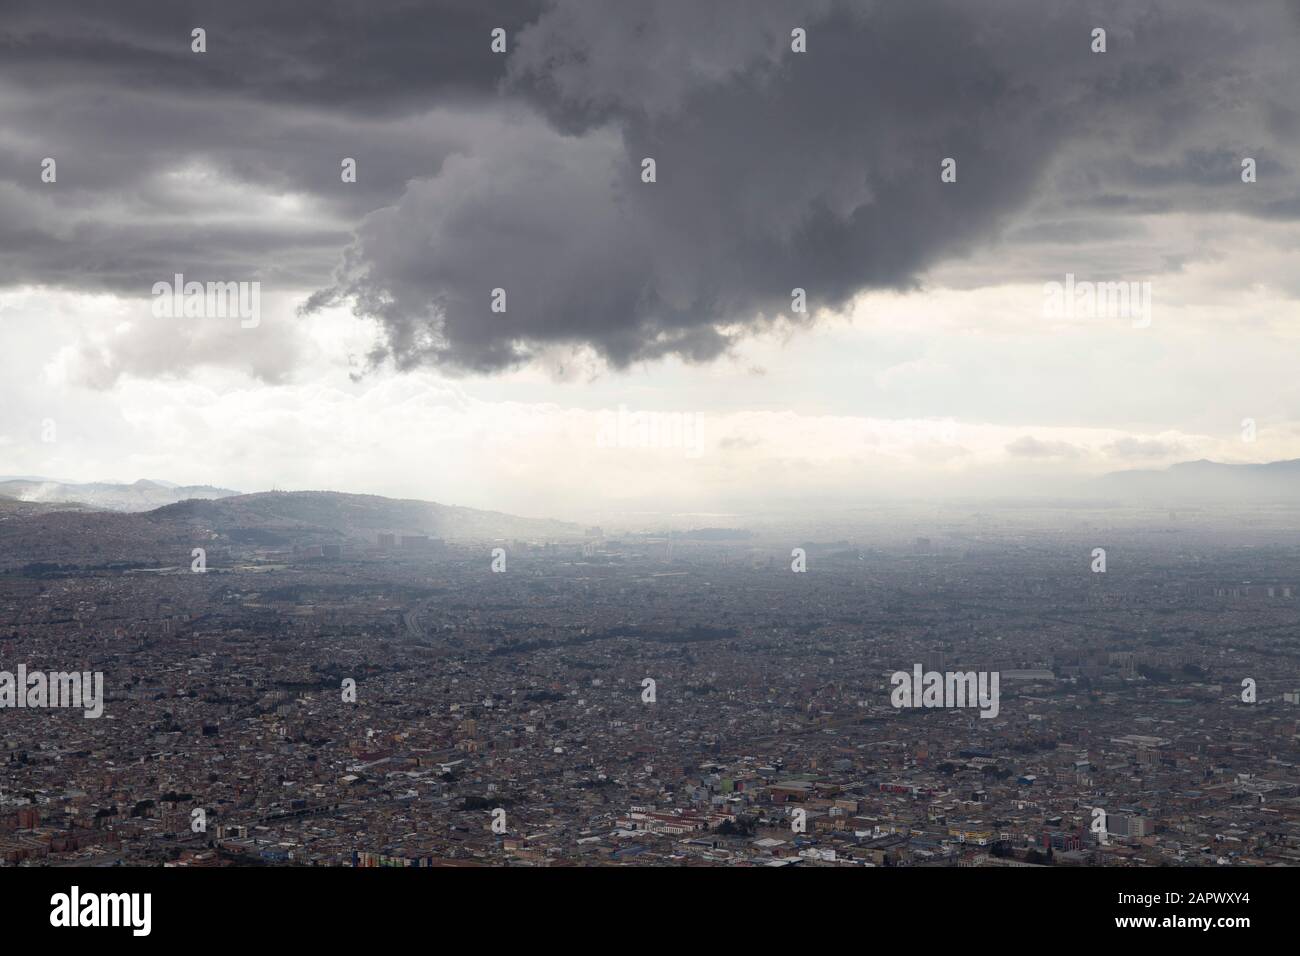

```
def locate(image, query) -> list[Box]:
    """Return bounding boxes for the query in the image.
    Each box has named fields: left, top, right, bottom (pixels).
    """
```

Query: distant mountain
left=0, top=490, right=582, bottom=570
left=0, top=478, right=240, bottom=512
left=0, top=494, right=99, bottom=518
left=152, top=490, right=582, bottom=543
left=1097, top=458, right=1300, bottom=500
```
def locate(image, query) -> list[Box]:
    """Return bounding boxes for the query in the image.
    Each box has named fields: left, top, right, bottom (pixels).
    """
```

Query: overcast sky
left=2, top=0, right=1298, bottom=521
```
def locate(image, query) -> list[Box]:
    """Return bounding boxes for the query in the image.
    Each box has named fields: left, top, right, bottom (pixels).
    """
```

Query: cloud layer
left=2, top=1, right=1296, bottom=381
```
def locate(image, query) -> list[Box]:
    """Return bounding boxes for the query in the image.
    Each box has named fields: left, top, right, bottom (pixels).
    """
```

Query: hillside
left=0, top=490, right=582, bottom=570
left=153, top=490, right=581, bottom=542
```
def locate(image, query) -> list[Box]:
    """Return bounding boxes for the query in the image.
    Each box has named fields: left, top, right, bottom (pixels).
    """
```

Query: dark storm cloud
left=2, top=0, right=1298, bottom=380
left=314, top=0, right=1082, bottom=372
left=0, top=84, right=513, bottom=291
left=0, top=1, right=542, bottom=296
left=0, top=0, right=540, bottom=113
left=311, top=0, right=1300, bottom=374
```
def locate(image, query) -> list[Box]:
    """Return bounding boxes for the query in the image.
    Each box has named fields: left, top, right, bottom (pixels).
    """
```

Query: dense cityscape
left=4, top=496, right=1298, bottom=868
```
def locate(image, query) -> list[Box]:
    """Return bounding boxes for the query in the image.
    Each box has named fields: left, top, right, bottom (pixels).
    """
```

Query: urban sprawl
left=3, top=505, right=1300, bottom=867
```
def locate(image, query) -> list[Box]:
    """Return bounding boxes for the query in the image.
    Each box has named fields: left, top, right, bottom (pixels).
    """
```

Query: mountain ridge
left=0, top=477, right=240, bottom=512
left=1097, top=457, right=1300, bottom=499
left=0, top=489, right=582, bottom=570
